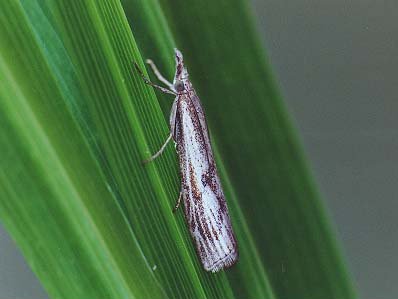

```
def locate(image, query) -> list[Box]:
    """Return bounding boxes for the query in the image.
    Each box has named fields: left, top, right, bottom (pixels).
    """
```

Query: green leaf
left=0, top=0, right=356, bottom=299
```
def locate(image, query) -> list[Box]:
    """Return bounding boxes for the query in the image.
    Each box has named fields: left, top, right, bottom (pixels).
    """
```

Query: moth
left=134, top=49, right=238, bottom=272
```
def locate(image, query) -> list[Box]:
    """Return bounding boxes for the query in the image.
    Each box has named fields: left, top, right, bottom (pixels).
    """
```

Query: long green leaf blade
left=0, top=2, right=165, bottom=298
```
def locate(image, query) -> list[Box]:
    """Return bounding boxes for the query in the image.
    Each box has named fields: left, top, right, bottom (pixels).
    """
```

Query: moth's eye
left=174, top=80, right=185, bottom=92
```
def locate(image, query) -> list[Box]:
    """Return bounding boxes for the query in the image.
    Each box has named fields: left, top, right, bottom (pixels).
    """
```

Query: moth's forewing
left=174, top=93, right=238, bottom=272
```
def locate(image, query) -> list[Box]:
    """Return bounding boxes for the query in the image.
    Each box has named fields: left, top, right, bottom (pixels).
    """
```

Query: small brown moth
left=135, top=49, right=238, bottom=272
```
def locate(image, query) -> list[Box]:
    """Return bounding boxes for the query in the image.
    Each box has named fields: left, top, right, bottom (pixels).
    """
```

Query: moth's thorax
left=174, top=80, right=194, bottom=96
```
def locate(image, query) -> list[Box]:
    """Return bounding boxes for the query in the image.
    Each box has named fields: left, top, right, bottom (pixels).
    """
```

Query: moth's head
left=174, top=48, right=189, bottom=83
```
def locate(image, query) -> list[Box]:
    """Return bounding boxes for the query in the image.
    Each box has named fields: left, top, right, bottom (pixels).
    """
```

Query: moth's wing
left=177, top=95, right=238, bottom=272
left=170, top=96, right=179, bottom=141
left=184, top=162, right=238, bottom=272
left=189, top=93, right=216, bottom=162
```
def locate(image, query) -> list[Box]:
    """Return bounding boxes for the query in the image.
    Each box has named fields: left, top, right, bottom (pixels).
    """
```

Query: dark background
left=1, top=1, right=396, bottom=298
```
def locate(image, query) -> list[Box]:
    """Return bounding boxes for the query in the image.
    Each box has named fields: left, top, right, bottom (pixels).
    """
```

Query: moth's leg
left=143, top=133, right=173, bottom=164
left=172, top=191, right=183, bottom=213
left=134, top=63, right=176, bottom=95
left=146, top=59, right=175, bottom=90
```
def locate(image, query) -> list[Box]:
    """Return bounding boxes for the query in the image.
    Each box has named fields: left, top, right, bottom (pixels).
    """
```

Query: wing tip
left=205, top=248, right=239, bottom=273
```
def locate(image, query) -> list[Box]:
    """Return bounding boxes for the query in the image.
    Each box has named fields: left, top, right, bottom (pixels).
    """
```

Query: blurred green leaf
left=0, top=0, right=356, bottom=299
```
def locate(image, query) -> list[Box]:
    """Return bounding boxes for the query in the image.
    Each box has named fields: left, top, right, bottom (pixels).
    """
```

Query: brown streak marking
left=202, top=216, right=216, bottom=248
left=196, top=212, right=212, bottom=253
left=210, top=209, right=222, bottom=238
left=188, top=163, right=201, bottom=201
left=186, top=94, right=213, bottom=166
left=211, top=225, right=219, bottom=241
